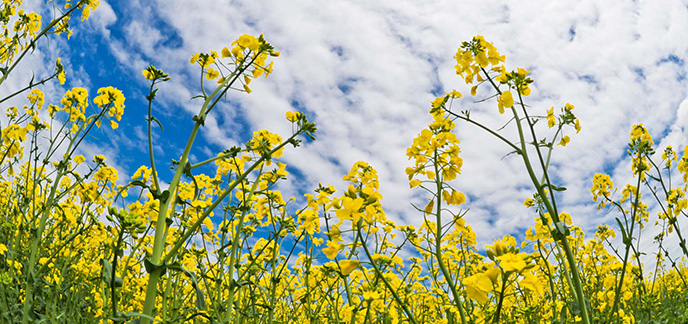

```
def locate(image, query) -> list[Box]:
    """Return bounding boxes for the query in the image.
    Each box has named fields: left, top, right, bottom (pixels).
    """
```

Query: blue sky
left=6, top=0, right=688, bottom=258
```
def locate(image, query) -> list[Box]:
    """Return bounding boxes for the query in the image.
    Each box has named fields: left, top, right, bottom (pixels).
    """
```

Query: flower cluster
left=591, top=173, right=613, bottom=209
left=190, top=34, right=279, bottom=94
left=4, top=26, right=688, bottom=324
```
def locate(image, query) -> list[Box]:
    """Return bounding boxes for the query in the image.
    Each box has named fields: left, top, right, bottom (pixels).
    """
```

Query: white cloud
left=29, top=0, right=688, bottom=263
left=83, top=0, right=117, bottom=38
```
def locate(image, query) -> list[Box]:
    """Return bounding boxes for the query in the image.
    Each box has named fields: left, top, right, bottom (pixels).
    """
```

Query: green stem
left=432, top=153, right=468, bottom=324
left=164, top=134, right=300, bottom=264
left=21, top=166, right=66, bottom=324
left=0, top=2, right=82, bottom=86
left=610, top=173, right=642, bottom=319
left=0, top=72, right=57, bottom=105
left=224, top=171, right=262, bottom=323
left=447, top=67, right=592, bottom=324
left=511, top=74, right=591, bottom=324
left=140, top=56, right=257, bottom=322
left=646, top=158, right=688, bottom=259
left=146, top=81, right=161, bottom=192
left=110, top=229, right=125, bottom=321
left=492, top=271, right=510, bottom=323
left=357, top=226, right=419, bottom=324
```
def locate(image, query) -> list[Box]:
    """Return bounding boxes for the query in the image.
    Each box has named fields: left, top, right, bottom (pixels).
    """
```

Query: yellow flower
left=336, top=197, right=365, bottom=222
left=203, top=217, right=214, bottom=231
left=93, top=86, right=125, bottom=121
left=285, top=111, right=301, bottom=122
left=431, top=96, right=446, bottom=109
left=27, top=89, right=44, bottom=110
left=471, top=85, right=478, bottom=96
left=547, top=107, right=556, bottom=128
left=233, top=34, right=261, bottom=52
left=231, top=46, right=243, bottom=58
left=484, top=267, right=501, bottom=284
left=338, top=260, right=359, bottom=276
left=189, top=53, right=200, bottom=65
left=463, top=273, right=493, bottom=303
left=495, top=71, right=509, bottom=83
left=558, top=135, right=570, bottom=146
left=206, top=68, right=219, bottom=80
left=519, top=272, right=543, bottom=295
left=424, top=199, right=434, bottom=215
left=362, top=290, right=380, bottom=301
left=520, top=85, right=531, bottom=96
left=322, top=240, right=341, bottom=259
left=297, top=209, right=320, bottom=235
left=442, top=190, right=466, bottom=205
left=523, top=198, right=534, bottom=207
left=497, top=91, right=513, bottom=114
left=446, top=90, right=462, bottom=98
left=497, top=253, right=527, bottom=272
left=142, top=69, right=154, bottom=80
left=56, top=58, right=66, bottom=85
left=475, top=51, right=489, bottom=68
left=426, top=170, right=435, bottom=179
left=221, top=47, right=231, bottom=58
left=74, top=155, right=85, bottom=164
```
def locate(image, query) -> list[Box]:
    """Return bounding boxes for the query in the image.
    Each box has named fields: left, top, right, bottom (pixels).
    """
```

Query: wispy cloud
left=22, top=0, right=688, bottom=262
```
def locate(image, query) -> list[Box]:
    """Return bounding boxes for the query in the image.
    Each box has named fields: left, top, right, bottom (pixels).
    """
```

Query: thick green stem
left=140, top=55, right=261, bottom=322
left=432, top=154, right=468, bottom=324
left=140, top=78, right=230, bottom=322
left=21, top=166, right=66, bottom=324
left=510, top=74, right=591, bottom=324
left=445, top=67, right=592, bottom=324
left=140, top=120, right=200, bottom=322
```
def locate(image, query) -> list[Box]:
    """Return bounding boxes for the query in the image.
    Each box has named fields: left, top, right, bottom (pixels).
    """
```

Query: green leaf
left=229, top=278, right=251, bottom=290
left=615, top=217, right=630, bottom=246
left=150, top=116, right=164, bottom=131
left=542, top=183, right=567, bottom=191
left=192, top=114, right=206, bottom=126
left=143, top=258, right=166, bottom=276
left=159, top=190, right=170, bottom=203
left=121, top=311, right=162, bottom=323
left=100, top=259, right=123, bottom=288
left=100, top=258, right=112, bottom=280
left=165, top=262, right=206, bottom=310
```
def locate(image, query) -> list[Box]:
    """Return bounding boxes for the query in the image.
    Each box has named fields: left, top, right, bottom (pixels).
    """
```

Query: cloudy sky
left=9, top=0, right=688, bottom=257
